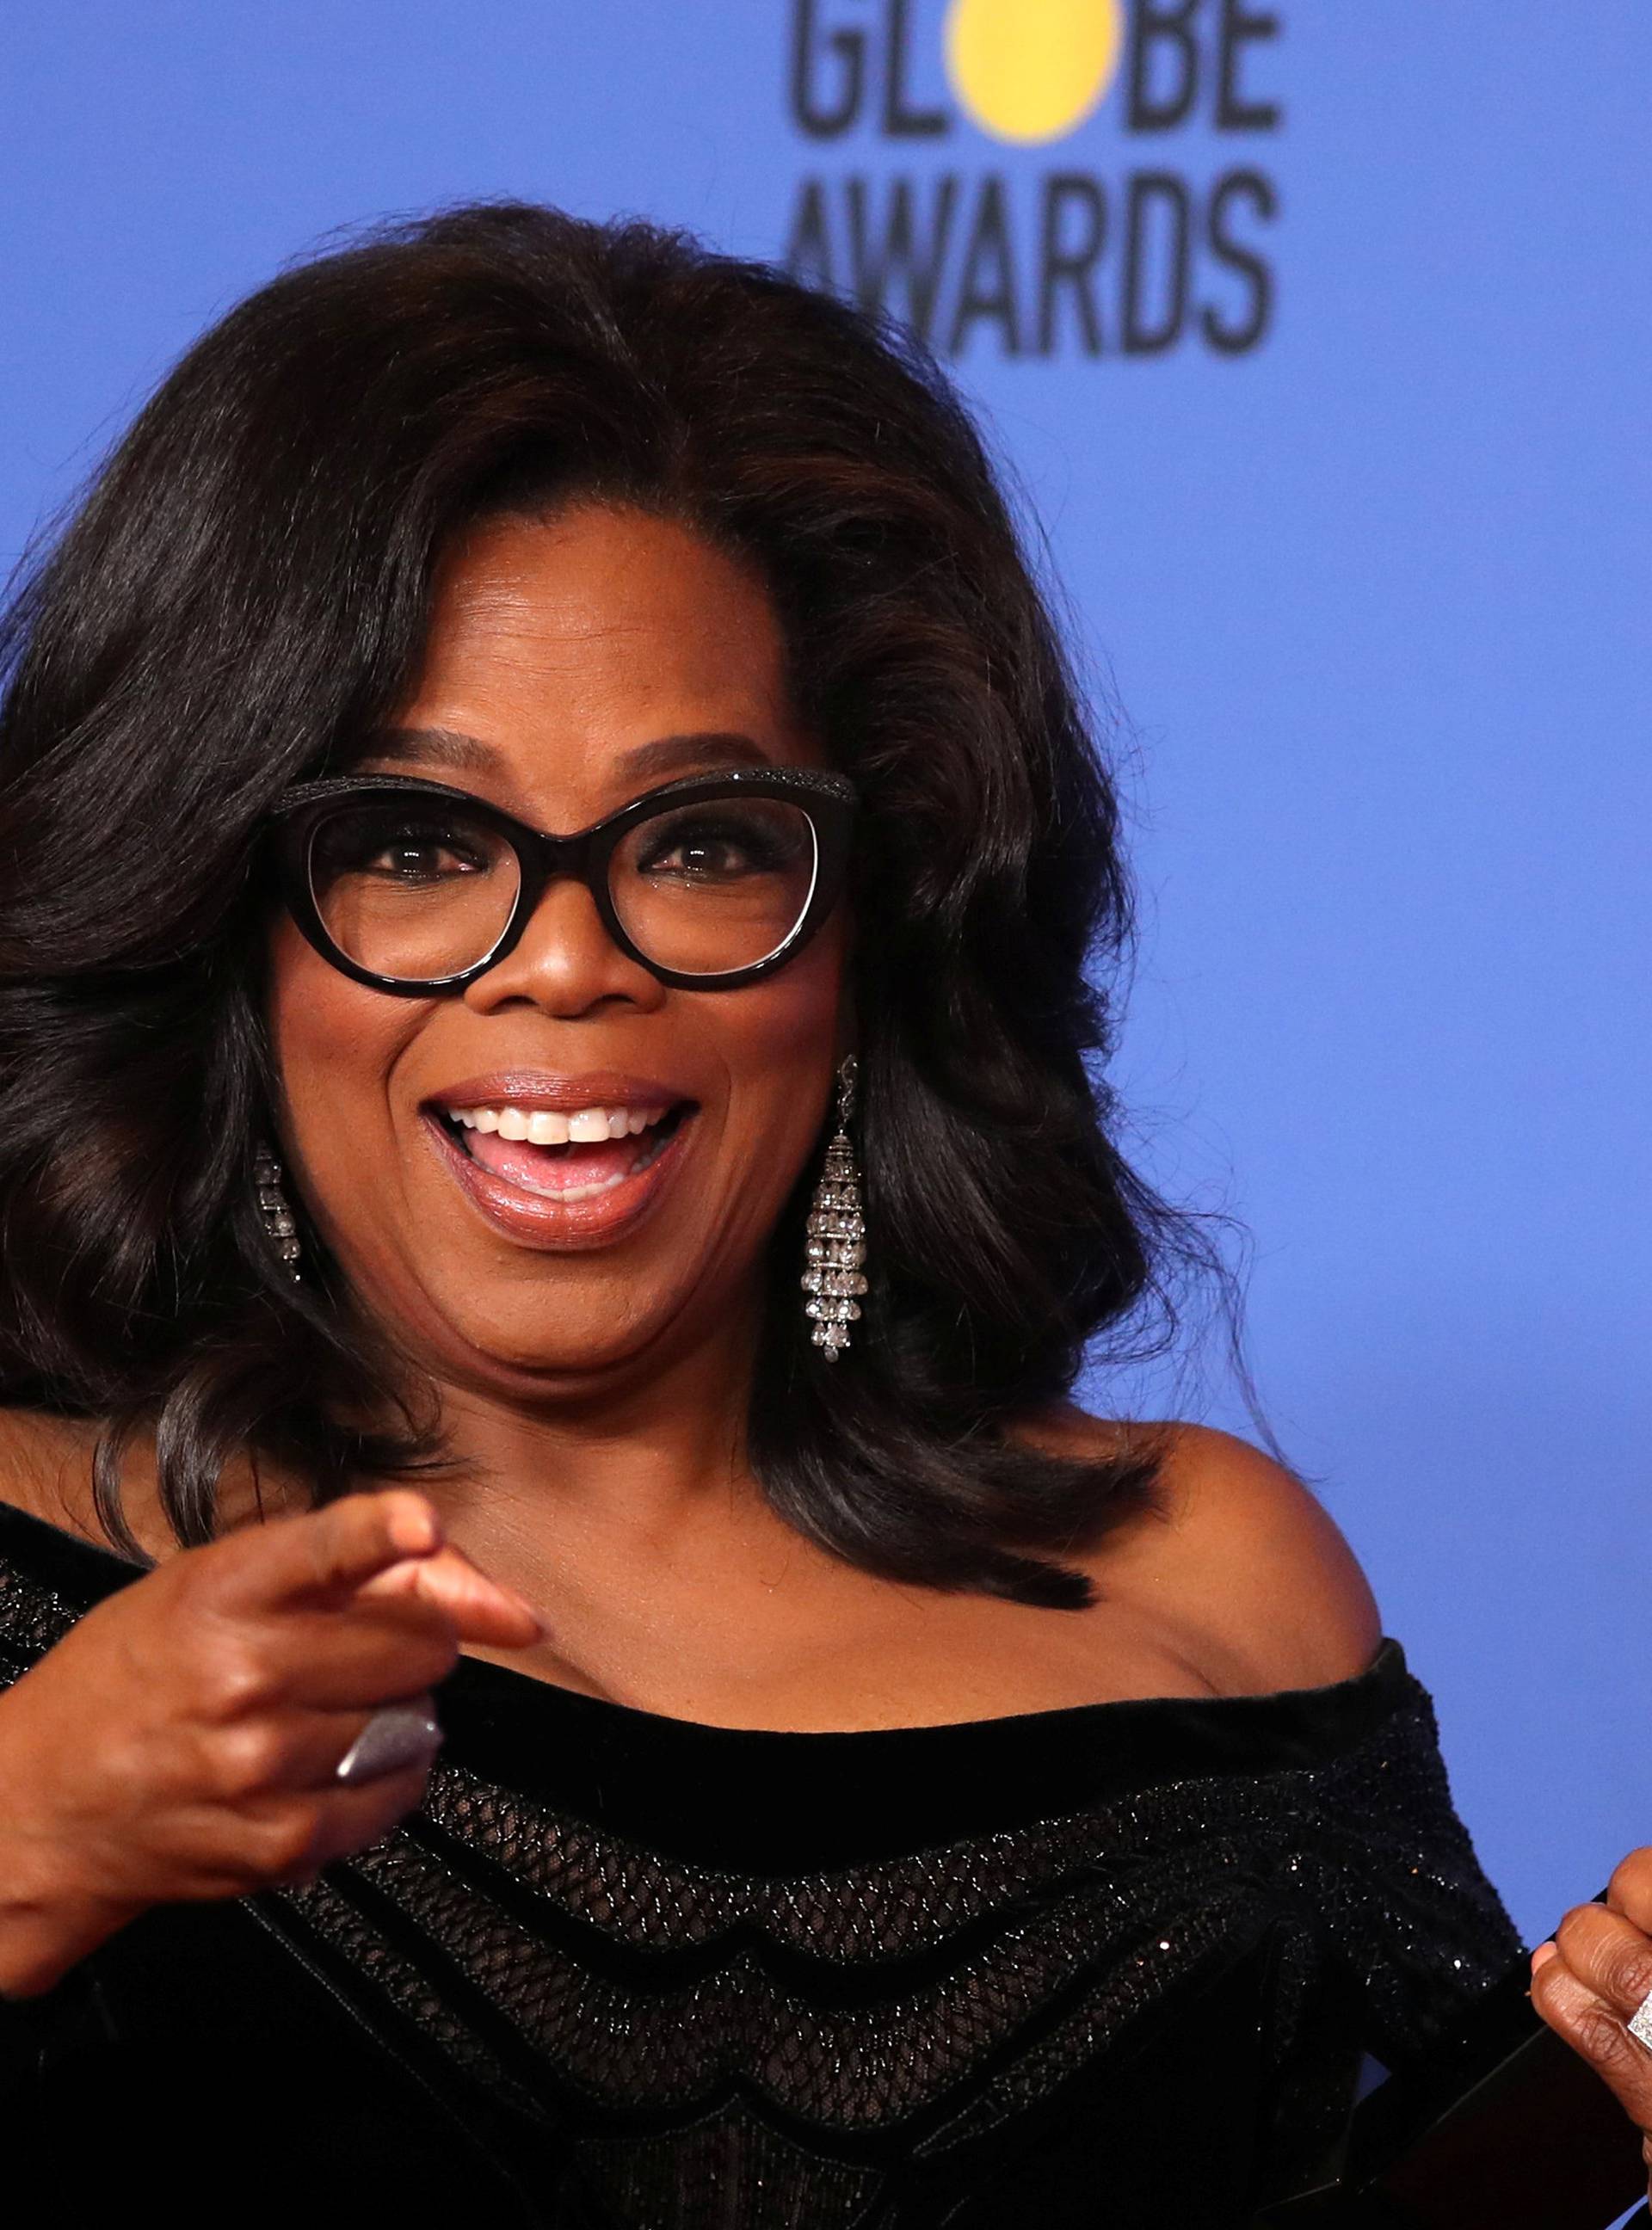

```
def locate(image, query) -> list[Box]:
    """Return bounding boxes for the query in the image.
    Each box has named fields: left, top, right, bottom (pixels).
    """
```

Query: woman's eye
left=370, top=841, right=469, bottom=878
left=653, top=835, right=744, bottom=876
left=638, top=815, right=792, bottom=878
left=336, top=821, right=488, bottom=878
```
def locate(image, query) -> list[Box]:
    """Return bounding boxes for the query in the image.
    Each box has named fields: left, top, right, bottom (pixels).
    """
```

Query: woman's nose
left=460, top=875, right=665, bottom=1018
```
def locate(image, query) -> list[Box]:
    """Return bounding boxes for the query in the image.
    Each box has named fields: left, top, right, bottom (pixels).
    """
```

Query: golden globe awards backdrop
left=0, top=2, right=1647, bottom=1950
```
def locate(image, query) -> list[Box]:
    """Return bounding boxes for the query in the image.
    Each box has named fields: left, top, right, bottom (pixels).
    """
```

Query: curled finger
left=206, top=1695, right=442, bottom=1801
left=1555, top=1903, right=1652, bottom=2031
left=250, top=1757, right=438, bottom=1886
left=1531, top=1937, right=1652, bottom=2133
left=211, top=1491, right=443, bottom=1617
left=253, top=1597, right=462, bottom=1710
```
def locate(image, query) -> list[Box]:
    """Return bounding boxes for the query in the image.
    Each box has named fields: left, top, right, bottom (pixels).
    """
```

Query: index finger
left=207, top=1492, right=444, bottom=1613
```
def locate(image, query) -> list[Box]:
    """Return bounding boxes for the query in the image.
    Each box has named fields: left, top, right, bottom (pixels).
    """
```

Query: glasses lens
left=306, top=798, right=521, bottom=981
left=609, top=798, right=820, bottom=977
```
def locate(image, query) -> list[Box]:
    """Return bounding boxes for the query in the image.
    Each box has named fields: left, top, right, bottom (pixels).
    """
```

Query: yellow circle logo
left=943, top=0, right=1125, bottom=145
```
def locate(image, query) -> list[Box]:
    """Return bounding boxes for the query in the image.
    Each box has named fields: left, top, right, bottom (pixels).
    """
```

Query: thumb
left=359, top=1543, right=546, bottom=1648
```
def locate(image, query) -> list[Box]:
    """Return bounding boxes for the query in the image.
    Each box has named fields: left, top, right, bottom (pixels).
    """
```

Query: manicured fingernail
left=1531, top=1941, right=1558, bottom=1973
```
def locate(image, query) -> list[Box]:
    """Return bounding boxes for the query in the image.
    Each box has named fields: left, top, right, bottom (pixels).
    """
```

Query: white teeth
left=445, top=1100, right=674, bottom=1139
left=451, top=1115, right=679, bottom=1203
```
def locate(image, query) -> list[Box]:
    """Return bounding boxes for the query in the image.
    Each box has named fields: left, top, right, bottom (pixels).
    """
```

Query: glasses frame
left=267, top=767, right=859, bottom=995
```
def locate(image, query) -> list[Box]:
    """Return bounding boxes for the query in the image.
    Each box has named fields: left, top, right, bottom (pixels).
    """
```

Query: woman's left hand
left=1531, top=1850, right=1652, bottom=2198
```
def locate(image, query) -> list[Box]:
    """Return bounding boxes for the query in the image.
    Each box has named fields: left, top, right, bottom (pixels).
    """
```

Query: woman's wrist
left=0, top=1846, right=129, bottom=1999
left=0, top=1711, right=131, bottom=1997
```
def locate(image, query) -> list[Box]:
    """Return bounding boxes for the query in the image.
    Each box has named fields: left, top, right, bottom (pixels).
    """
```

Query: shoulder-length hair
left=0, top=200, right=1202, bottom=1606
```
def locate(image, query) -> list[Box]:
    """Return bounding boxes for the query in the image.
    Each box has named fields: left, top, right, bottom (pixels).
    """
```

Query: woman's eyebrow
left=367, top=727, right=774, bottom=780
left=367, top=725, right=505, bottom=773
left=615, top=731, right=775, bottom=779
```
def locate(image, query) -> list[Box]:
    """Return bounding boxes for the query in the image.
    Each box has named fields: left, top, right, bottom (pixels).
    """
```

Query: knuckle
left=251, top=1803, right=323, bottom=1880
left=170, top=1540, right=241, bottom=1616
left=1610, top=1848, right=1652, bottom=1910
left=1574, top=2004, right=1636, bottom=2073
left=199, top=1645, right=280, bottom=1723
left=300, top=1510, right=342, bottom=1591
left=1606, top=1944, right=1652, bottom=2014
left=1553, top=1905, right=1652, bottom=2013
left=207, top=1722, right=287, bottom=1799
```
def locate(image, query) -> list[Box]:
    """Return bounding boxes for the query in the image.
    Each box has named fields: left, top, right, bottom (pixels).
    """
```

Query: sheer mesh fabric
left=274, top=1709, right=1519, bottom=2193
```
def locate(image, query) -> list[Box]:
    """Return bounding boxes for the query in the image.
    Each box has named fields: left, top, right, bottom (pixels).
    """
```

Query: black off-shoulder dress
left=0, top=1500, right=1522, bottom=2227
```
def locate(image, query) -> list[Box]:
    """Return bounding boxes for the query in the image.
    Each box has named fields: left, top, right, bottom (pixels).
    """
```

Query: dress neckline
left=0, top=1494, right=1425, bottom=1870
left=445, top=1620, right=1404, bottom=1741
left=0, top=1489, right=1409, bottom=1734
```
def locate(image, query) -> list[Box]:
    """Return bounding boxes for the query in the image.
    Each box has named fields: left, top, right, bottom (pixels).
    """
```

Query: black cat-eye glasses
left=268, top=767, right=858, bottom=995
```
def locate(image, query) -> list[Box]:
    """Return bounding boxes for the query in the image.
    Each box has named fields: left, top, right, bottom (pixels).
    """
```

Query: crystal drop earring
left=254, top=1146, right=303, bottom=1283
left=802, top=1055, right=867, bottom=1360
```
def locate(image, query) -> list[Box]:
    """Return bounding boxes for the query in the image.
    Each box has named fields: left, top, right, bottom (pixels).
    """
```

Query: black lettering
left=846, top=176, right=959, bottom=341
left=784, top=177, right=837, bottom=293
left=946, top=176, right=1021, bottom=358
left=791, top=0, right=865, bottom=138
left=1122, top=171, right=1189, bottom=354
left=1038, top=176, right=1107, bottom=355
left=1217, top=0, right=1280, bottom=129
left=1128, top=0, right=1201, bottom=132
left=883, top=0, right=950, bottom=135
left=1201, top=169, right=1274, bottom=352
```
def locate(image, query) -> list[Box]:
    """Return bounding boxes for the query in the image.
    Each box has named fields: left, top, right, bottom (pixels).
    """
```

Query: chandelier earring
left=254, top=1146, right=303, bottom=1283
left=802, top=1055, right=867, bottom=1360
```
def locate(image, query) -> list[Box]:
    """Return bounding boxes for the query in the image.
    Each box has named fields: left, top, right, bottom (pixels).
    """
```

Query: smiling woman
left=0, top=202, right=1549, bottom=2225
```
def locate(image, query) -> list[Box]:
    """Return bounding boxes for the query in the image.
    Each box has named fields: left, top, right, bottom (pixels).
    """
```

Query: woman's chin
left=392, top=1249, right=723, bottom=1391
left=411, top=1303, right=675, bottom=1391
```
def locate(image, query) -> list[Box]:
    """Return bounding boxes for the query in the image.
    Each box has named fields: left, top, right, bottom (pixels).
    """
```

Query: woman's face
left=268, top=501, right=849, bottom=1400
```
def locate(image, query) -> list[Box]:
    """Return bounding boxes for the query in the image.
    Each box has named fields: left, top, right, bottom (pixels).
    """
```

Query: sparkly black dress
left=0, top=1501, right=1522, bottom=2227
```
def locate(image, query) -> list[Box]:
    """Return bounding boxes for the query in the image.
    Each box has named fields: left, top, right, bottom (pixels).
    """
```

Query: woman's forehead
left=380, top=507, right=823, bottom=815
left=422, top=505, right=785, bottom=686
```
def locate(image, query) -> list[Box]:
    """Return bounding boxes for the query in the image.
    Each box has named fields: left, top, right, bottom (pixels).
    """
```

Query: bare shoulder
left=0, top=1405, right=306, bottom=1560
left=0, top=1406, right=104, bottom=1537
left=1027, top=1407, right=1384, bottom=1699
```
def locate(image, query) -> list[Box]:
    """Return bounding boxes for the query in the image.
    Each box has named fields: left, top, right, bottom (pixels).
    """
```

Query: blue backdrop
left=2, top=2, right=1648, bottom=1960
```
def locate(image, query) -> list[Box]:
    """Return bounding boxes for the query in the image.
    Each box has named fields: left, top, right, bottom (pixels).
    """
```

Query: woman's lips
left=422, top=1104, right=693, bottom=1247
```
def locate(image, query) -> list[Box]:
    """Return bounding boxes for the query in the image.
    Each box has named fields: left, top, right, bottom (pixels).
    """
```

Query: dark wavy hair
left=0, top=200, right=1205, bottom=1605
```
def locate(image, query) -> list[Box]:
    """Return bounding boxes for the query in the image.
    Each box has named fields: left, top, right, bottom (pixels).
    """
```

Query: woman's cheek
left=265, top=925, right=417, bottom=1216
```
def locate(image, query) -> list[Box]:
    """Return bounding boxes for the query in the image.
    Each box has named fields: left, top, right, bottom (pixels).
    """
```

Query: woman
left=0, top=200, right=1612, bottom=2225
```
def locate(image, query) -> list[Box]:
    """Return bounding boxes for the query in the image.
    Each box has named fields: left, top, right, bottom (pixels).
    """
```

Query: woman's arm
left=0, top=1490, right=539, bottom=1995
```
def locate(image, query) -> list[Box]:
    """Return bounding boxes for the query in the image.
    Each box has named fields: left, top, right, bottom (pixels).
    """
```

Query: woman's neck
left=404, top=1304, right=777, bottom=1604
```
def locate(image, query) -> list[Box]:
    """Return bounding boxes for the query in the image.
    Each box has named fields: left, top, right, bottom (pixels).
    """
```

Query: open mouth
left=430, top=1097, right=695, bottom=1204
